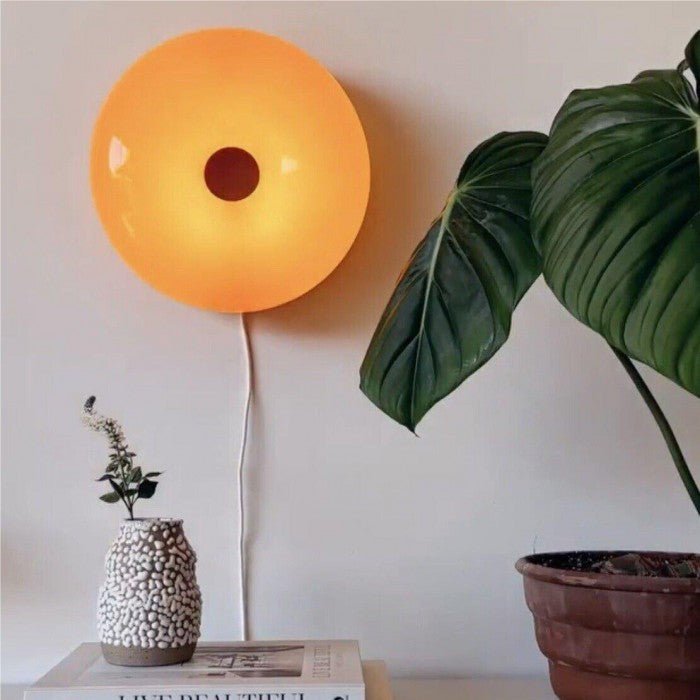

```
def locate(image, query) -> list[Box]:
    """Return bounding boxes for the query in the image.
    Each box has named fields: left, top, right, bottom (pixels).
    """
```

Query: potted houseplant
left=82, top=397, right=202, bottom=666
left=360, top=33, right=700, bottom=699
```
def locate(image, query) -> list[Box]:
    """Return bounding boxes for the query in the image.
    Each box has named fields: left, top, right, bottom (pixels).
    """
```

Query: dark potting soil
left=530, top=551, right=700, bottom=578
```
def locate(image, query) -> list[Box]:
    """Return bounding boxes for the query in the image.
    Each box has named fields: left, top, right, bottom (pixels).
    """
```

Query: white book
left=25, top=641, right=365, bottom=700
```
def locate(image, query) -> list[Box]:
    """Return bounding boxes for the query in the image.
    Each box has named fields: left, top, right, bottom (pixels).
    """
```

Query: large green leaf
left=531, top=32, right=700, bottom=396
left=360, top=132, right=547, bottom=430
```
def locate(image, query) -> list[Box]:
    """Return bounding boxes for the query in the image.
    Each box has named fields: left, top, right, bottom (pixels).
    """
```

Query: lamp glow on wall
left=90, top=28, right=370, bottom=639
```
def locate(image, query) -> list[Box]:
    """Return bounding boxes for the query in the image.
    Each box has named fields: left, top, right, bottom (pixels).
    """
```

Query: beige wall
left=3, top=0, right=700, bottom=684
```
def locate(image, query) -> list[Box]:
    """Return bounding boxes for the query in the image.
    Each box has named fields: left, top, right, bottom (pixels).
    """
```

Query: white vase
left=98, top=518, right=202, bottom=666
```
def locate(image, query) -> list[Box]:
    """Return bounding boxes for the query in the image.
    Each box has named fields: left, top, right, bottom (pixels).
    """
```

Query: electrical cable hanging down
left=236, top=313, right=253, bottom=642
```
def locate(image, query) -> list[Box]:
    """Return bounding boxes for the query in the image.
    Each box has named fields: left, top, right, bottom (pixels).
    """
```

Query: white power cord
left=236, top=312, right=253, bottom=641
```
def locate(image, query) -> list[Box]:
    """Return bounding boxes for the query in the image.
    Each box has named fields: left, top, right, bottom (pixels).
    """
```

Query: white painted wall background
left=3, top=0, right=700, bottom=685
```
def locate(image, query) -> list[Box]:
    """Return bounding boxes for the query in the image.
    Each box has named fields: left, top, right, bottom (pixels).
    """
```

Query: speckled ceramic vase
left=98, top=518, right=202, bottom=666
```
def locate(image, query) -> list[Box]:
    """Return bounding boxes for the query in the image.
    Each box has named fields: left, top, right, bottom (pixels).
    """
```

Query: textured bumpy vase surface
left=98, top=518, right=202, bottom=666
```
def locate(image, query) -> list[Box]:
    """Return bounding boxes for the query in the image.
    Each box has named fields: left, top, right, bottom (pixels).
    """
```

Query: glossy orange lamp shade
left=90, top=29, right=370, bottom=312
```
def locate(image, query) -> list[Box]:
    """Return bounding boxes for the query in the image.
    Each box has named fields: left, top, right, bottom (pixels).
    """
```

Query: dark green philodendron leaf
left=531, top=31, right=700, bottom=396
left=360, top=132, right=548, bottom=430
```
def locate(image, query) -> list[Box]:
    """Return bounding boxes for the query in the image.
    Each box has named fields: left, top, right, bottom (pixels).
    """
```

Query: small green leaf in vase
left=137, top=479, right=158, bottom=499
left=99, top=491, right=121, bottom=504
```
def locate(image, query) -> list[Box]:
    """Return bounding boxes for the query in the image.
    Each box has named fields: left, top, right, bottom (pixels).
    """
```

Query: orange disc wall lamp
left=90, top=29, right=370, bottom=640
left=91, top=28, right=370, bottom=312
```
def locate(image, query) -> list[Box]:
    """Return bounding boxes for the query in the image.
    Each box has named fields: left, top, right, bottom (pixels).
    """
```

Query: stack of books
left=24, top=640, right=392, bottom=700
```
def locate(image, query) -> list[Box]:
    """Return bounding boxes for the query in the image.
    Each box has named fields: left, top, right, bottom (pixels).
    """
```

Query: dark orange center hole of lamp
left=204, top=147, right=260, bottom=201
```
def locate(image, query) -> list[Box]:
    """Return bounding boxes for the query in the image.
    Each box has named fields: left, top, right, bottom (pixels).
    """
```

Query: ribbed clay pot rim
left=516, top=550, right=700, bottom=594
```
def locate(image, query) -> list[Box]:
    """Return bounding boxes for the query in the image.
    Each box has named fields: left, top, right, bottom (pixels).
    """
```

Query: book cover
left=25, top=641, right=365, bottom=700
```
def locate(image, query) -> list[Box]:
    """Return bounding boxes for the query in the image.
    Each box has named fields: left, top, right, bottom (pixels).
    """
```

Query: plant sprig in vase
left=82, top=396, right=161, bottom=519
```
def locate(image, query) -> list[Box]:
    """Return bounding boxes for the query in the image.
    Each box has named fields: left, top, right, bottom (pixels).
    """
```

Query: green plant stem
left=117, top=451, right=135, bottom=519
left=610, top=344, right=700, bottom=517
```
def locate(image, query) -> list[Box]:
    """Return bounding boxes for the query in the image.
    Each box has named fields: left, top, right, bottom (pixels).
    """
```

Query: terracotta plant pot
left=516, top=551, right=700, bottom=700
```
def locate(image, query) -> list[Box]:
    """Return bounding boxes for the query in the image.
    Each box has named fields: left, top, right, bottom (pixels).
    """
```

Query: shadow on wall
left=258, top=80, right=469, bottom=339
